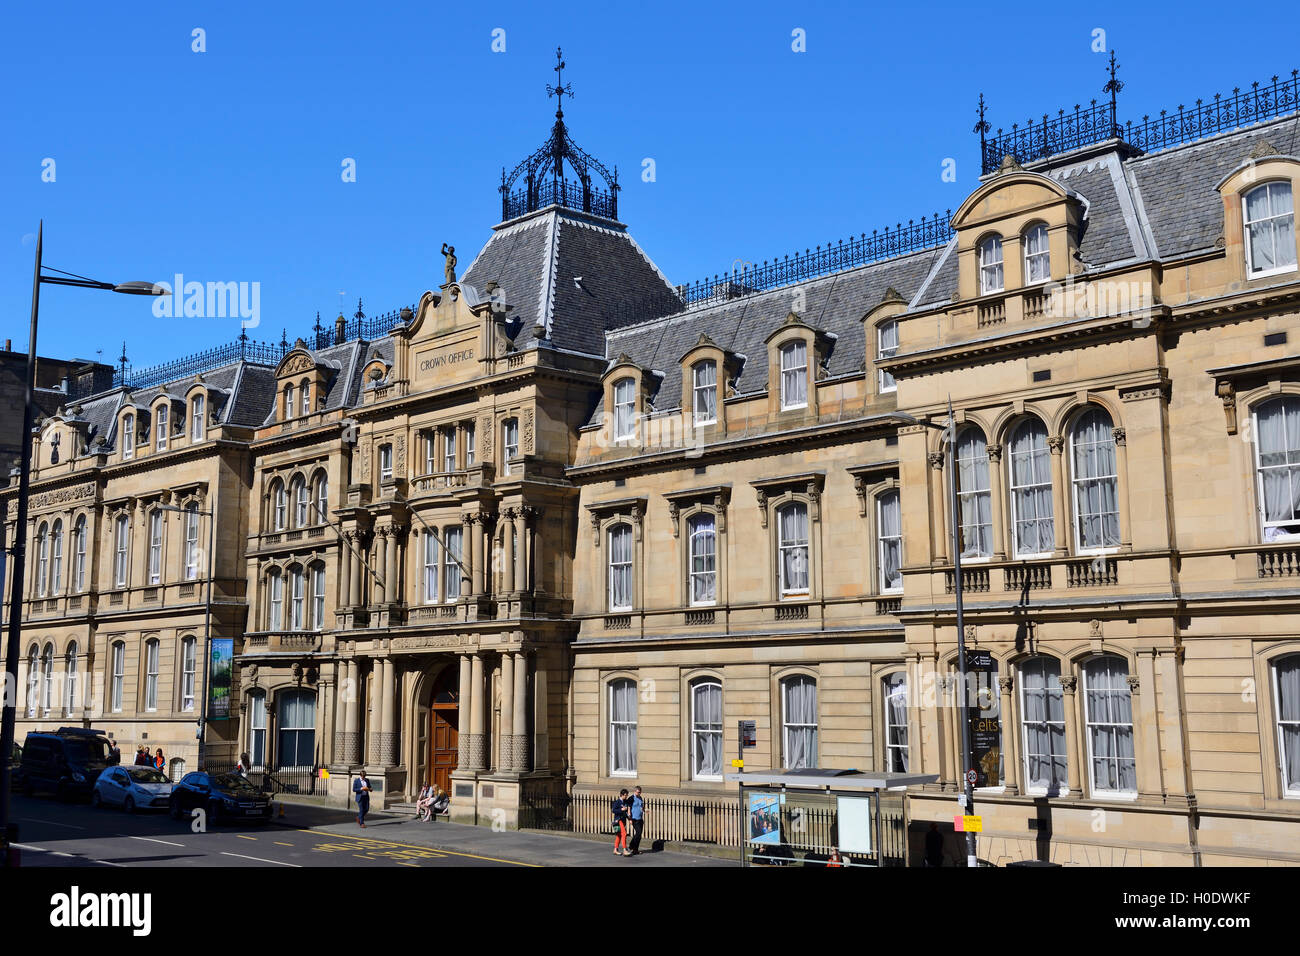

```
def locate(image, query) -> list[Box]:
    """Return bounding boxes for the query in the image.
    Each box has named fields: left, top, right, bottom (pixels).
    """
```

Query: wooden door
left=427, top=665, right=459, bottom=793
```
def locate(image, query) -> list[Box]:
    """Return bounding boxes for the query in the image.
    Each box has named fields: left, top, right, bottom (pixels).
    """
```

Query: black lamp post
left=0, top=221, right=169, bottom=866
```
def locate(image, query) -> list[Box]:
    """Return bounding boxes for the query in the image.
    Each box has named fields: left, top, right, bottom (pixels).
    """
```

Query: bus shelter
left=724, top=767, right=938, bottom=867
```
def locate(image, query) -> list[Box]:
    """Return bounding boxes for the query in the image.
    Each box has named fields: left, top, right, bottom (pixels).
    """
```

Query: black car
left=18, top=727, right=113, bottom=800
left=169, top=771, right=272, bottom=825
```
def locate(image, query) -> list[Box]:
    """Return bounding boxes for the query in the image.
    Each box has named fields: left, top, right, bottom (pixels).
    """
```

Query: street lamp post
left=0, top=222, right=169, bottom=866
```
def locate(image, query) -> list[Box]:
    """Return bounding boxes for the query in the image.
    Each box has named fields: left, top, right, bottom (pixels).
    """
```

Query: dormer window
left=155, top=405, right=168, bottom=451
left=1023, top=224, right=1050, bottom=284
left=1244, top=181, right=1296, bottom=277
left=122, top=413, right=134, bottom=460
left=779, top=341, right=807, bottom=410
left=978, top=236, right=1004, bottom=294
left=877, top=320, right=899, bottom=394
left=191, top=394, right=206, bottom=441
left=300, top=381, right=311, bottom=416
left=379, top=443, right=393, bottom=482
left=613, top=378, right=636, bottom=440
left=692, top=361, right=717, bottom=425
left=284, top=384, right=295, bottom=420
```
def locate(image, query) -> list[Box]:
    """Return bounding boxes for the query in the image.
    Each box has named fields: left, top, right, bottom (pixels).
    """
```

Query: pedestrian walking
left=107, top=736, right=120, bottom=765
left=628, top=785, right=645, bottom=855
left=353, top=770, right=372, bottom=827
left=154, top=747, right=165, bottom=771
left=611, top=788, right=631, bottom=857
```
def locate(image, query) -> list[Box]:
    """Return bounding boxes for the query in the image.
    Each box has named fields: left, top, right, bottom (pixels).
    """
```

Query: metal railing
left=502, top=177, right=617, bottom=221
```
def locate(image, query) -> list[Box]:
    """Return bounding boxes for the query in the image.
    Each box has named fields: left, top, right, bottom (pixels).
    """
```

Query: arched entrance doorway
left=428, top=665, right=459, bottom=793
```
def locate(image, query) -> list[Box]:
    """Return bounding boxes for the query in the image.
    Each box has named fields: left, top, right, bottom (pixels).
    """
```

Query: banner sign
left=209, top=639, right=234, bottom=719
left=965, top=648, right=1001, bottom=787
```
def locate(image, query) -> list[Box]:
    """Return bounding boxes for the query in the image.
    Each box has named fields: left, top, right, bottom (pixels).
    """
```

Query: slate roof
left=461, top=207, right=682, bottom=357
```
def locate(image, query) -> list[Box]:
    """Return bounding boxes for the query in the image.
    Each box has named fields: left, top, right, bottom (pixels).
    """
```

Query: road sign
left=966, top=769, right=978, bottom=786
left=731, top=759, right=744, bottom=768
left=739, top=720, right=757, bottom=748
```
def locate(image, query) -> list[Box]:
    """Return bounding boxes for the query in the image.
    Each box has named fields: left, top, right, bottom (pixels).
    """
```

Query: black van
left=18, top=728, right=113, bottom=800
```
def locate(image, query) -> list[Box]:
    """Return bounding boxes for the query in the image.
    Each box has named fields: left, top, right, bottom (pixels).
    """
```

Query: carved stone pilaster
left=463, top=733, right=487, bottom=772
left=1047, top=435, right=1065, bottom=454
left=927, top=452, right=945, bottom=470
left=986, top=443, right=1002, bottom=464
left=509, top=735, right=531, bottom=773
left=997, top=675, right=1014, bottom=694
left=756, top=490, right=769, bottom=528
left=1058, top=675, right=1078, bottom=694
left=1216, top=380, right=1238, bottom=435
left=668, top=501, right=680, bottom=536
left=1111, top=427, right=1126, bottom=446
left=336, top=731, right=361, bottom=766
left=1126, top=674, right=1140, bottom=695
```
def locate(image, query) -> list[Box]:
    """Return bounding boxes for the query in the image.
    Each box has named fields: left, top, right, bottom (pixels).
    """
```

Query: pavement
left=7, top=793, right=733, bottom=868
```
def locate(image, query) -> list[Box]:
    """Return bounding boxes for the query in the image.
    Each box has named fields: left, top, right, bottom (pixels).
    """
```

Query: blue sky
left=4, top=1, right=1299, bottom=373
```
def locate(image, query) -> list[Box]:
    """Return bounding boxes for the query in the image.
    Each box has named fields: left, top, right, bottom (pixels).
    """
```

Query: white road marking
left=18, top=818, right=86, bottom=830
left=126, top=835, right=186, bottom=847
left=13, top=843, right=126, bottom=867
left=220, top=851, right=300, bottom=867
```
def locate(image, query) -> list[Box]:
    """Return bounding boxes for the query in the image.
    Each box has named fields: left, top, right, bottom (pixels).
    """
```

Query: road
left=7, top=793, right=527, bottom=868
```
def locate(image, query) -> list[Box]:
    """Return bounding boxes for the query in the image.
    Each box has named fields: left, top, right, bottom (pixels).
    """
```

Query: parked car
left=92, top=765, right=173, bottom=813
left=17, top=727, right=113, bottom=801
left=169, top=771, right=272, bottom=825
left=6, top=743, right=20, bottom=789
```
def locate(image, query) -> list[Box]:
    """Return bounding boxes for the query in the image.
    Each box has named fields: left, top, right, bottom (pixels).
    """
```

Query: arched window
left=311, top=563, right=326, bottom=629
left=143, top=638, right=160, bottom=712
left=147, top=510, right=164, bottom=584
left=607, top=523, right=633, bottom=612
left=25, top=646, right=38, bottom=717
left=64, top=642, right=78, bottom=715
left=690, top=679, right=723, bottom=780
left=1273, top=654, right=1300, bottom=796
left=290, top=565, right=305, bottom=629
left=423, top=531, right=441, bottom=604
left=1020, top=656, right=1067, bottom=793
left=191, top=393, right=206, bottom=441
left=35, top=522, right=48, bottom=597
left=1255, top=397, right=1300, bottom=540
left=314, top=473, right=329, bottom=524
left=292, top=477, right=308, bottom=528
left=110, top=641, right=125, bottom=712
left=877, top=320, right=899, bottom=393
left=978, top=235, right=1004, bottom=294
left=272, top=481, right=287, bottom=531
left=1070, top=408, right=1120, bottom=551
left=692, top=360, right=718, bottom=425
left=300, top=380, right=311, bottom=417
left=183, top=504, right=200, bottom=580
left=73, top=515, right=87, bottom=592
left=278, top=690, right=316, bottom=770
left=1023, top=223, right=1050, bottom=283
left=955, top=427, right=991, bottom=558
left=284, top=383, right=295, bottom=420
left=777, top=502, right=810, bottom=597
left=1008, top=418, right=1054, bottom=557
left=781, top=675, right=818, bottom=770
left=877, top=490, right=902, bottom=592
left=1082, top=655, right=1136, bottom=795
left=613, top=378, right=636, bottom=441
left=688, top=513, right=717, bottom=606
left=180, top=636, right=196, bottom=712
left=122, top=413, right=135, bottom=460
left=41, top=644, right=54, bottom=714
left=502, top=418, right=519, bottom=475
left=268, top=571, right=284, bottom=629
left=50, top=519, right=63, bottom=594
left=609, top=678, right=638, bottom=776
left=1244, top=181, right=1296, bottom=276
left=247, top=690, right=267, bottom=770
left=779, top=341, right=808, bottom=410
left=883, top=672, right=909, bottom=771
left=113, top=515, right=130, bottom=588
left=155, top=403, right=168, bottom=450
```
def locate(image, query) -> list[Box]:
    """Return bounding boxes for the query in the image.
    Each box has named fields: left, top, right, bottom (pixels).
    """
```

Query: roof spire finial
left=1104, top=50, right=1124, bottom=137
left=546, top=45, right=573, bottom=120
left=118, top=341, right=129, bottom=387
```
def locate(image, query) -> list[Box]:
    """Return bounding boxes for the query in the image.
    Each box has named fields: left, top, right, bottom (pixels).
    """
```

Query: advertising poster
left=965, top=648, right=1001, bottom=787
left=747, top=791, right=782, bottom=844
left=209, top=638, right=234, bottom=719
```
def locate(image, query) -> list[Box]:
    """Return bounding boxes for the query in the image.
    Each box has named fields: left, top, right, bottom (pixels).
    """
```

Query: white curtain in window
left=1084, top=657, right=1137, bottom=793
left=1010, top=419, right=1054, bottom=555
left=181, top=638, right=196, bottom=711
left=269, top=573, right=283, bottom=629
left=692, top=682, right=723, bottom=778
left=26, top=650, right=38, bottom=717
left=878, top=491, right=902, bottom=591
left=74, top=517, right=86, bottom=591
left=610, top=679, right=638, bottom=774
left=884, top=672, right=909, bottom=771
left=779, top=503, right=809, bottom=593
left=613, top=379, right=635, bottom=439
left=693, top=362, right=717, bottom=423
left=1246, top=182, right=1296, bottom=274
left=111, top=643, right=124, bottom=712
left=424, top=532, right=440, bottom=603
left=291, top=568, right=305, bottom=628
left=956, top=429, right=992, bottom=557
left=878, top=320, right=899, bottom=391
left=1024, top=224, right=1051, bottom=282
left=608, top=524, right=632, bottom=610
left=41, top=646, right=53, bottom=713
left=144, top=640, right=159, bottom=711
left=443, top=527, right=463, bottom=601
left=689, top=513, right=717, bottom=604
left=1072, top=409, right=1120, bottom=549
left=313, top=565, right=326, bottom=627
left=1021, top=657, right=1067, bottom=791
left=248, top=692, right=267, bottom=769
left=65, top=645, right=78, bottom=714
left=278, top=691, right=317, bottom=769
left=184, top=506, right=200, bottom=580
left=979, top=236, right=1004, bottom=293
left=294, top=480, right=308, bottom=527
left=1276, top=656, right=1300, bottom=793
left=148, top=511, right=163, bottom=584
left=1258, top=398, right=1300, bottom=533
left=780, top=342, right=807, bottom=408
left=782, top=676, right=817, bottom=770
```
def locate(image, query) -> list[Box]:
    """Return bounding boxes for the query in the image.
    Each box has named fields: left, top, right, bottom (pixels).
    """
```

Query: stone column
left=986, top=444, right=1007, bottom=560
left=502, top=510, right=515, bottom=592
left=1113, top=427, right=1133, bottom=551
left=512, top=651, right=530, bottom=772
left=499, top=652, right=515, bottom=772
left=466, top=653, right=487, bottom=771
left=532, top=660, right=548, bottom=770
left=375, top=530, right=389, bottom=605
left=367, top=658, right=386, bottom=764
left=460, top=514, right=474, bottom=599
left=998, top=674, right=1020, bottom=794
left=514, top=509, right=528, bottom=592
left=471, top=514, right=485, bottom=596
left=1058, top=673, right=1083, bottom=794
left=1047, top=435, right=1068, bottom=555
left=457, top=654, right=472, bottom=769
left=344, top=660, right=361, bottom=765
left=348, top=536, right=362, bottom=608
left=928, top=454, right=947, bottom=563
left=380, top=656, right=397, bottom=766
left=340, top=533, right=352, bottom=609
left=531, top=509, right=544, bottom=595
